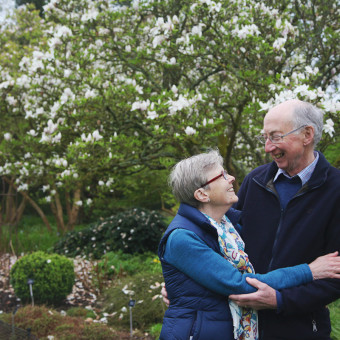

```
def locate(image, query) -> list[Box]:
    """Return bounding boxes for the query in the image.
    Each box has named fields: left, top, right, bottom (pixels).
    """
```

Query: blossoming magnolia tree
left=0, top=0, right=338, bottom=230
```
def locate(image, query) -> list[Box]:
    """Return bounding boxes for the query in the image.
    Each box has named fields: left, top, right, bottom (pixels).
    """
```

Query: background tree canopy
left=0, top=0, right=339, bottom=230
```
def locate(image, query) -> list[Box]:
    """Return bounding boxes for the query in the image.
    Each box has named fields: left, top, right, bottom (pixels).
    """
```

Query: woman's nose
left=227, top=175, right=235, bottom=183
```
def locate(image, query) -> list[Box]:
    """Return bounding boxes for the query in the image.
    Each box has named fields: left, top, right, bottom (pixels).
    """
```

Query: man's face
left=263, top=109, right=306, bottom=176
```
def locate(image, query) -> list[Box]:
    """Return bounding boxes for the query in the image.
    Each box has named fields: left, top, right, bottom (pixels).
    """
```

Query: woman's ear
left=194, top=188, right=210, bottom=203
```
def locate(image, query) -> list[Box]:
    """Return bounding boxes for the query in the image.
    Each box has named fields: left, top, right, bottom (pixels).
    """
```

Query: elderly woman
left=158, top=149, right=340, bottom=340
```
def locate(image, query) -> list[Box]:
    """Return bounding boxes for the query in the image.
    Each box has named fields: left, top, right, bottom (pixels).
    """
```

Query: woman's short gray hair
left=169, top=149, right=223, bottom=208
left=292, top=101, right=324, bottom=147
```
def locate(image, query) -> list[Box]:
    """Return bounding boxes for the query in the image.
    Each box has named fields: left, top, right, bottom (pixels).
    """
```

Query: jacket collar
left=177, top=203, right=213, bottom=233
left=255, top=151, right=330, bottom=189
left=178, top=203, right=242, bottom=231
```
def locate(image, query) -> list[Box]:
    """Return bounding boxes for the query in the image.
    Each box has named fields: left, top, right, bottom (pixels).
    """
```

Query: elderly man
left=229, top=99, right=340, bottom=339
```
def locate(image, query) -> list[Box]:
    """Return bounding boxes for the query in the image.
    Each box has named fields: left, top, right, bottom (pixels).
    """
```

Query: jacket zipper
left=253, top=178, right=320, bottom=271
left=253, top=178, right=281, bottom=270
left=312, top=312, right=318, bottom=332
left=312, top=319, right=317, bottom=332
left=189, top=311, right=198, bottom=339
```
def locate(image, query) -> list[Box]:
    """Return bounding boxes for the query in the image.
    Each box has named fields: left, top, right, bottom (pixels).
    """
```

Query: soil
left=0, top=253, right=155, bottom=339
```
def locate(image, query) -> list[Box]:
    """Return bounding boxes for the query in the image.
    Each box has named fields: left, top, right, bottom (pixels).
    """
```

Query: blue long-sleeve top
left=164, top=228, right=313, bottom=296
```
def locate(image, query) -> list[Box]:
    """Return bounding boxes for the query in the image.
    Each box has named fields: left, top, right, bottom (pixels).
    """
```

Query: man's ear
left=194, top=188, right=210, bottom=203
left=303, top=125, right=314, bottom=146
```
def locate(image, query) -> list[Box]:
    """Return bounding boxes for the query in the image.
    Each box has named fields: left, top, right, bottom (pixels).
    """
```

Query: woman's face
left=204, top=165, right=238, bottom=207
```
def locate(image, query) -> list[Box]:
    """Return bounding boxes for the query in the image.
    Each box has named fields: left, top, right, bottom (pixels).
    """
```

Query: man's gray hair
left=169, top=149, right=223, bottom=208
left=292, top=101, right=324, bottom=147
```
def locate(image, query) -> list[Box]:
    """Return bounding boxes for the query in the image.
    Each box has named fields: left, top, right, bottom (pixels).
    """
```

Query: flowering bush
left=10, top=251, right=75, bottom=305
left=99, top=271, right=165, bottom=330
left=53, top=208, right=167, bottom=258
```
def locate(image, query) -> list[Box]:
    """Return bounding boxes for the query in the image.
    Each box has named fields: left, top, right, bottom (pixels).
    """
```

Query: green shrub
left=66, top=307, right=97, bottom=319
left=330, top=299, right=340, bottom=340
left=149, top=323, right=162, bottom=338
left=10, top=251, right=75, bottom=305
left=53, top=208, right=167, bottom=259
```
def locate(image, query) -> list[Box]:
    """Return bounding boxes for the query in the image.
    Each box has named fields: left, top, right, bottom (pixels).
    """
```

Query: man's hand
left=229, top=277, right=277, bottom=310
left=161, top=285, right=170, bottom=307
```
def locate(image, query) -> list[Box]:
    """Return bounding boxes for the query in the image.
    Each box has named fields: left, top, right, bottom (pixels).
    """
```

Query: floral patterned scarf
left=203, top=213, right=258, bottom=340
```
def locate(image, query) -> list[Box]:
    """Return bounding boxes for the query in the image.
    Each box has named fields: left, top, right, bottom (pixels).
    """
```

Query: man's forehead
left=263, top=114, right=292, bottom=133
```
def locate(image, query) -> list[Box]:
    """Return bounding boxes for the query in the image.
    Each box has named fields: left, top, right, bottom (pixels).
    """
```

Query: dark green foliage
left=53, top=208, right=167, bottom=258
left=10, top=251, right=75, bottom=305
left=96, top=251, right=162, bottom=278
left=15, top=0, right=46, bottom=16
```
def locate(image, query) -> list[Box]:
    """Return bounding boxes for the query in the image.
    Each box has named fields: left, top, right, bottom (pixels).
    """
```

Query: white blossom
left=85, top=89, right=96, bottom=98
left=323, top=118, right=335, bottom=137
left=27, top=129, right=38, bottom=137
left=92, top=130, right=103, bottom=141
left=231, top=24, right=261, bottom=39
left=273, top=37, right=287, bottom=51
left=152, top=35, right=166, bottom=48
left=81, top=7, right=99, bottom=22
left=60, top=88, right=75, bottom=104
left=55, top=25, right=73, bottom=38
left=147, top=111, right=158, bottom=119
left=4, top=133, right=11, bottom=141
left=17, top=183, right=28, bottom=191
left=185, top=126, right=196, bottom=135
left=131, top=99, right=150, bottom=111
left=191, top=23, right=205, bottom=37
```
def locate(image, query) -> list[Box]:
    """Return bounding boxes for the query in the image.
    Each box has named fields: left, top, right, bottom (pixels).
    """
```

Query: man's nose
left=264, top=139, right=276, bottom=153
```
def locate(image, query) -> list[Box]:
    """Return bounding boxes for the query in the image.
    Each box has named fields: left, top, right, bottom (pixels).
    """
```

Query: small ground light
left=27, top=278, right=34, bottom=306
left=129, top=299, right=136, bottom=337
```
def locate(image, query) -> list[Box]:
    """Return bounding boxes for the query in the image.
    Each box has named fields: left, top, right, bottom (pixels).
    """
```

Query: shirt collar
left=273, top=151, right=319, bottom=186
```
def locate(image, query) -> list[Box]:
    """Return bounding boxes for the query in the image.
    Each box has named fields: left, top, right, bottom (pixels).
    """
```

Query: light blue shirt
left=274, top=151, right=319, bottom=186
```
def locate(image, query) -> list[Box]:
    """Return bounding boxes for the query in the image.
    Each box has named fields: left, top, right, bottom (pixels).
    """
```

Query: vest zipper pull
left=312, top=320, right=317, bottom=332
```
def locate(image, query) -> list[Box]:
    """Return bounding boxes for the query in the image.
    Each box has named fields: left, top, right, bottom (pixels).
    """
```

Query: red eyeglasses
left=201, top=170, right=228, bottom=187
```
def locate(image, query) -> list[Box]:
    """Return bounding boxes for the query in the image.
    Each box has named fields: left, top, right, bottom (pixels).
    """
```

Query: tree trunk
left=66, top=187, right=81, bottom=230
left=9, top=196, right=27, bottom=225
left=5, top=182, right=16, bottom=224
left=221, top=102, right=248, bottom=191
left=22, top=191, right=53, bottom=233
left=50, top=191, right=66, bottom=234
left=3, top=176, right=53, bottom=233
left=65, top=191, right=72, bottom=222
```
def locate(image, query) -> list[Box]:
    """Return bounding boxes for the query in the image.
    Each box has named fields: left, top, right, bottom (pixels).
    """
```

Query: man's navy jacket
left=235, top=151, right=340, bottom=339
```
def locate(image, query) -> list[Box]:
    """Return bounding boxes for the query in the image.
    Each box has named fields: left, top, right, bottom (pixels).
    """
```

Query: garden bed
left=0, top=253, right=156, bottom=339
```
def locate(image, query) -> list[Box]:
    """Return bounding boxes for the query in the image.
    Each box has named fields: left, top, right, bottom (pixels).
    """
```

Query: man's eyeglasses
left=255, top=125, right=307, bottom=144
left=201, top=170, right=228, bottom=188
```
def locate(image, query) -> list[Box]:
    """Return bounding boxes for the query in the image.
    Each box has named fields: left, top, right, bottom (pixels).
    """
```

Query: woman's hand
left=309, top=251, right=340, bottom=280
